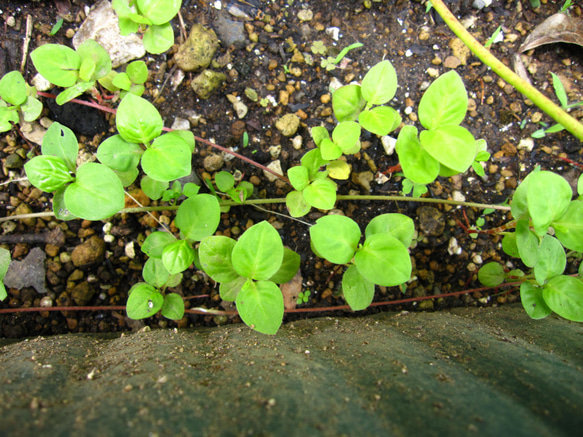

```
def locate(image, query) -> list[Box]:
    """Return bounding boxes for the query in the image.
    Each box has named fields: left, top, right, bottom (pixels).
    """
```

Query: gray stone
left=215, top=11, right=246, bottom=49
left=190, top=70, right=226, bottom=99
left=72, top=0, right=145, bottom=68
left=174, top=24, right=219, bottom=72
left=4, top=247, right=47, bottom=294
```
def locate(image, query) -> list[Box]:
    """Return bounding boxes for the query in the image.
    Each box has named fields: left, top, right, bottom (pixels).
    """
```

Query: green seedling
left=112, top=0, right=182, bottom=54
left=0, top=71, right=42, bottom=132
left=484, top=26, right=502, bottom=48
left=311, top=41, right=327, bottom=55
left=31, top=39, right=112, bottom=105
left=561, top=0, right=573, bottom=12
left=401, top=178, right=428, bottom=198
left=477, top=169, right=583, bottom=322
left=310, top=214, right=414, bottom=311
left=320, top=42, right=363, bottom=71
left=214, top=171, right=254, bottom=204
left=242, top=131, right=249, bottom=148
left=198, top=221, right=301, bottom=334
left=396, top=71, right=483, bottom=186
left=99, top=60, right=148, bottom=97
left=297, top=290, right=311, bottom=305
left=0, top=248, right=10, bottom=301
left=24, top=122, right=125, bottom=221
left=532, top=73, right=582, bottom=138
left=50, top=18, right=64, bottom=35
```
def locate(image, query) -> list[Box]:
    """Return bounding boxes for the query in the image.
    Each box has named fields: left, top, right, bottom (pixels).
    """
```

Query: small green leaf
left=126, top=282, right=163, bottom=319
left=365, top=213, right=415, bottom=248
left=78, top=57, right=96, bottom=82
left=142, top=23, right=174, bottom=54
left=64, top=162, right=125, bottom=220
left=543, top=275, right=583, bottom=322
left=175, top=194, right=221, bottom=241
left=112, top=72, right=132, bottom=90
left=516, top=219, right=539, bottom=268
left=534, top=235, right=566, bottom=285
left=220, top=276, right=246, bottom=301
left=0, top=71, right=27, bottom=106
left=55, top=81, right=95, bottom=105
left=551, top=72, right=569, bottom=108
left=332, top=84, right=366, bottom=122
left=76, top=39, right=111, bottom=80
left=420, top=125, right=476, bottom=174
left=501, top=233, right=520, bottom=258
left=418, top=70, right=467, bottom=130
left=358, top=106, right=401, bottom=136
left=320, top=138, right=342, bottom=161
left=520, top=282, right=551, bottom=320
left=327, top=160, right=351, bottom=180
left=137, top=0, right=181, bottom=25
left=30, top=44, right=80, bottom=88
left=286, top=190, right=311, bottom=218
left=232, top=221, right=284, bottom=280
left=126, top=61, right=149, bottom=84
left=215, top=171, right=235, bottom=192
left=198, top=236, right=239, bottom=283
left=342, top=265, right=375, bottom=311
left=236, top=279, right=284, bottom=334
left=52, top=186, right=77, bottom=221
left=96, top=134, right=143, bottom=172
left=141, top=175, right=168, bottom=201
left=24, top=155, right=74, bottom=192
left=309, top=215, right=361, bottom=264
left=553, top=201, right=583, bottom=252
left=142, top=231, right=175, bottom=258
left=301, top=148, right=328, bottom=179
left=511, top=170, right=536, bottom=220
left=527, top=171, right=572, bottom=236
left=478, top=262, right=505, bottom=287
left=162, top=240, right=195, bottom=275
left=332, top=121, right=361, bottom=153
left=21, top=96, right=43, bottom=122
left=360, top=60, right=398, bottom=105
left=396, top=125, right=440, bottom=185
left=268, top=247, right=300, bottom=284
left=0, top=247, right=11, bottom=280
left=288, top=166, right=310, bottom=191
left=354, top=234, right=411, bottom=287
left=116, top=94, right=163, bottom=144
left=161, top=293, right=185, bottom=320
left=41, top=122, right=78, bottom=172
left=0, top=105, right=19, bottom=132
left=310, top=126, right=330, bottom=147
left=143, top=257, right=170, bottom=287
left=303, top=178, right=336, bottom=210
left=141, top=132, right=191, bottom=182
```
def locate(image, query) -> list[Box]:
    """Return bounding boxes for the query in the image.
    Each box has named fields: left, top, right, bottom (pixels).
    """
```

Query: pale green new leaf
left=236, top=279, right=284, bottom=334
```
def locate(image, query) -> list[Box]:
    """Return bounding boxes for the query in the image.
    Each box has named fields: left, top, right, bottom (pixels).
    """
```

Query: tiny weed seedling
left=0, top=71, right=42, bottom=132
left=99, top=60, right=149, bottom=98
left=0, top=248, right=10, bottom=301
left=319, top=42, right=363, bottom=71
left=112, top=0, right=182, bottom=54
left=31, top=39, right=112, bottom=105
left=297, top=290, right=311, bottom=305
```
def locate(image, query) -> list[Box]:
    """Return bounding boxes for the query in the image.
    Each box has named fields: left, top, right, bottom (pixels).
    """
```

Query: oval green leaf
left=142, top=23, right=174, bottom=54
left=64, top=162, right=125, bottom=220
left=96, top=134, right=143, bottom=172
left=526, top=171, right=572, bottom=236
left=419, top=125, right=476, bottom=173
left=232, top=221, right=284, bottom=280
left=161, top=293, right=185, bottom=320
left=141, top=132, right=191, bottom=182
left=220, top=276, right=246, bottom=302
left=286, top=190, right=311, bottom=218
left=342, top=265, right=375, bottom=311
left=236, top=279, right=284, bottom=334
left=0, top=71, right=27, bottom=106
left=543, top=275, right=583, bottom=322
left=116, top=94, right=163, bottom=144
left=137, top=0, right=181, bottom=25
left=288, top=166, right=310, bottom=191
left=361, top=60, right=398, bottom=105
left=142, top=231, right=175, bottom=258
left=175, top=194, right=221, bottom=242
left=309, top=215, right=361, bottom=265
left=520, top=282, right=552, bottom=320
left=198, top=236, right=239, bottom=283
left=365, top=213, right=415, bottom=248
left=41, top=122, right=78, bottom=172
left=30, top=44, right=80, bottom=88
left=395, top=125, right=439, bottom=185
left=354, top=234, right=411, bottom=287
left=269, top=247, right=301, bottom=284
left=418, top=70, right=467, bottom=130
left=332, top=84, right=366, bottom=122
left=553, top=201, right=583, bottom=252
left=332, top=121, right=361, bottom=152
left=162, top=240, right=195, bottom=275
left=303, top=178, right=336, bottom=210
left=24, top=155, right=74, bottom=192
left=126, top=282, right=163, bottom=320
left=358, top=106, right=401, bottom=136
left=516, top=219, right=539, bottom=268
left=534, top=235, right=566, bottom=286
left=477, top=262, right=505, bottom=288
left=143, top=257, right=170, bottom=288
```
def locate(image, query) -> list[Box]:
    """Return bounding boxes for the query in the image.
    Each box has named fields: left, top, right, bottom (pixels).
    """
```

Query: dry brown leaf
left=280, top=270, right=303, bottom=310
left=519, top=13, right=583, bottom=53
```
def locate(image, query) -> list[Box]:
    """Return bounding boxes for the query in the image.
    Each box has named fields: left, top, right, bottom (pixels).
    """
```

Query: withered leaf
left=519, top=13, right=583, bottom=53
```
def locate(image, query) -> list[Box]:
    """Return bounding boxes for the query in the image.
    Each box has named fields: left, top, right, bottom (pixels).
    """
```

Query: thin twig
left=20, top=14, right=33, bottom=73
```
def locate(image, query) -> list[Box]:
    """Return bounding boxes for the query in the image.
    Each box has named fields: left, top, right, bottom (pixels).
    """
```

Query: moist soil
left=0, top=0, right=582, bottom=338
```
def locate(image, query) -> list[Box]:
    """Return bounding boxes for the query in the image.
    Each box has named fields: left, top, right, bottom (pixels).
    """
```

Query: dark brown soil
left=0, top=0, right=581, bottom=338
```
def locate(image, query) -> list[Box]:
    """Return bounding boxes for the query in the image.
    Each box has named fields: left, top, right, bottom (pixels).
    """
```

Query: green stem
left=429, top=0, right=583, bottom=141
left=0, top=194, right=511, bottom=223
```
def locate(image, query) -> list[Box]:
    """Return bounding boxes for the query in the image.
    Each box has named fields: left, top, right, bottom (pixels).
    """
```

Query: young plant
left=198, top=221, right=301, bottom=334
left=127, top=192, right=222, bottom=321
left=320, top=42, right=363, bottom=71
left=112, top=0, right=182, bottom=54
left=214, top=171, right=254, bottom=204
left=0, top=71, right=42, bottom=132
left=31, top=39, right=112, bottom=105
left=396, top=70, right=482, bottom=187
left=477, top=170, right=583, bottom=322
left=0, top=248, right=10, bottom=301
left=24, top=122, right=125, bottom=221
left=99, top=60, right=148, bottom=98
left=310, top=214, right=414, bottom=310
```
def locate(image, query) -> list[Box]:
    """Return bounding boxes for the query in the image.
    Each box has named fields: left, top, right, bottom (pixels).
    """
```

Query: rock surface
left=174, top=24, right=219, bottom=72
left=70, top=236, right=105, bottom=267
left=190, top=70, right=226, bottom=99
left=0, top=306, right=581, bottom=436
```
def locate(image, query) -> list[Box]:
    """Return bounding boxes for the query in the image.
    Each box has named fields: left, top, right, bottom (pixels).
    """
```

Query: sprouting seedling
left=320, top=42, right=363, bottom=71
left=485, top=26, right=502, bottom=48
left=297, top=290, right=311, bottom=305
left=0, top=71, right=42, bottom=132
left=561, top=0, right=573, bottom=12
